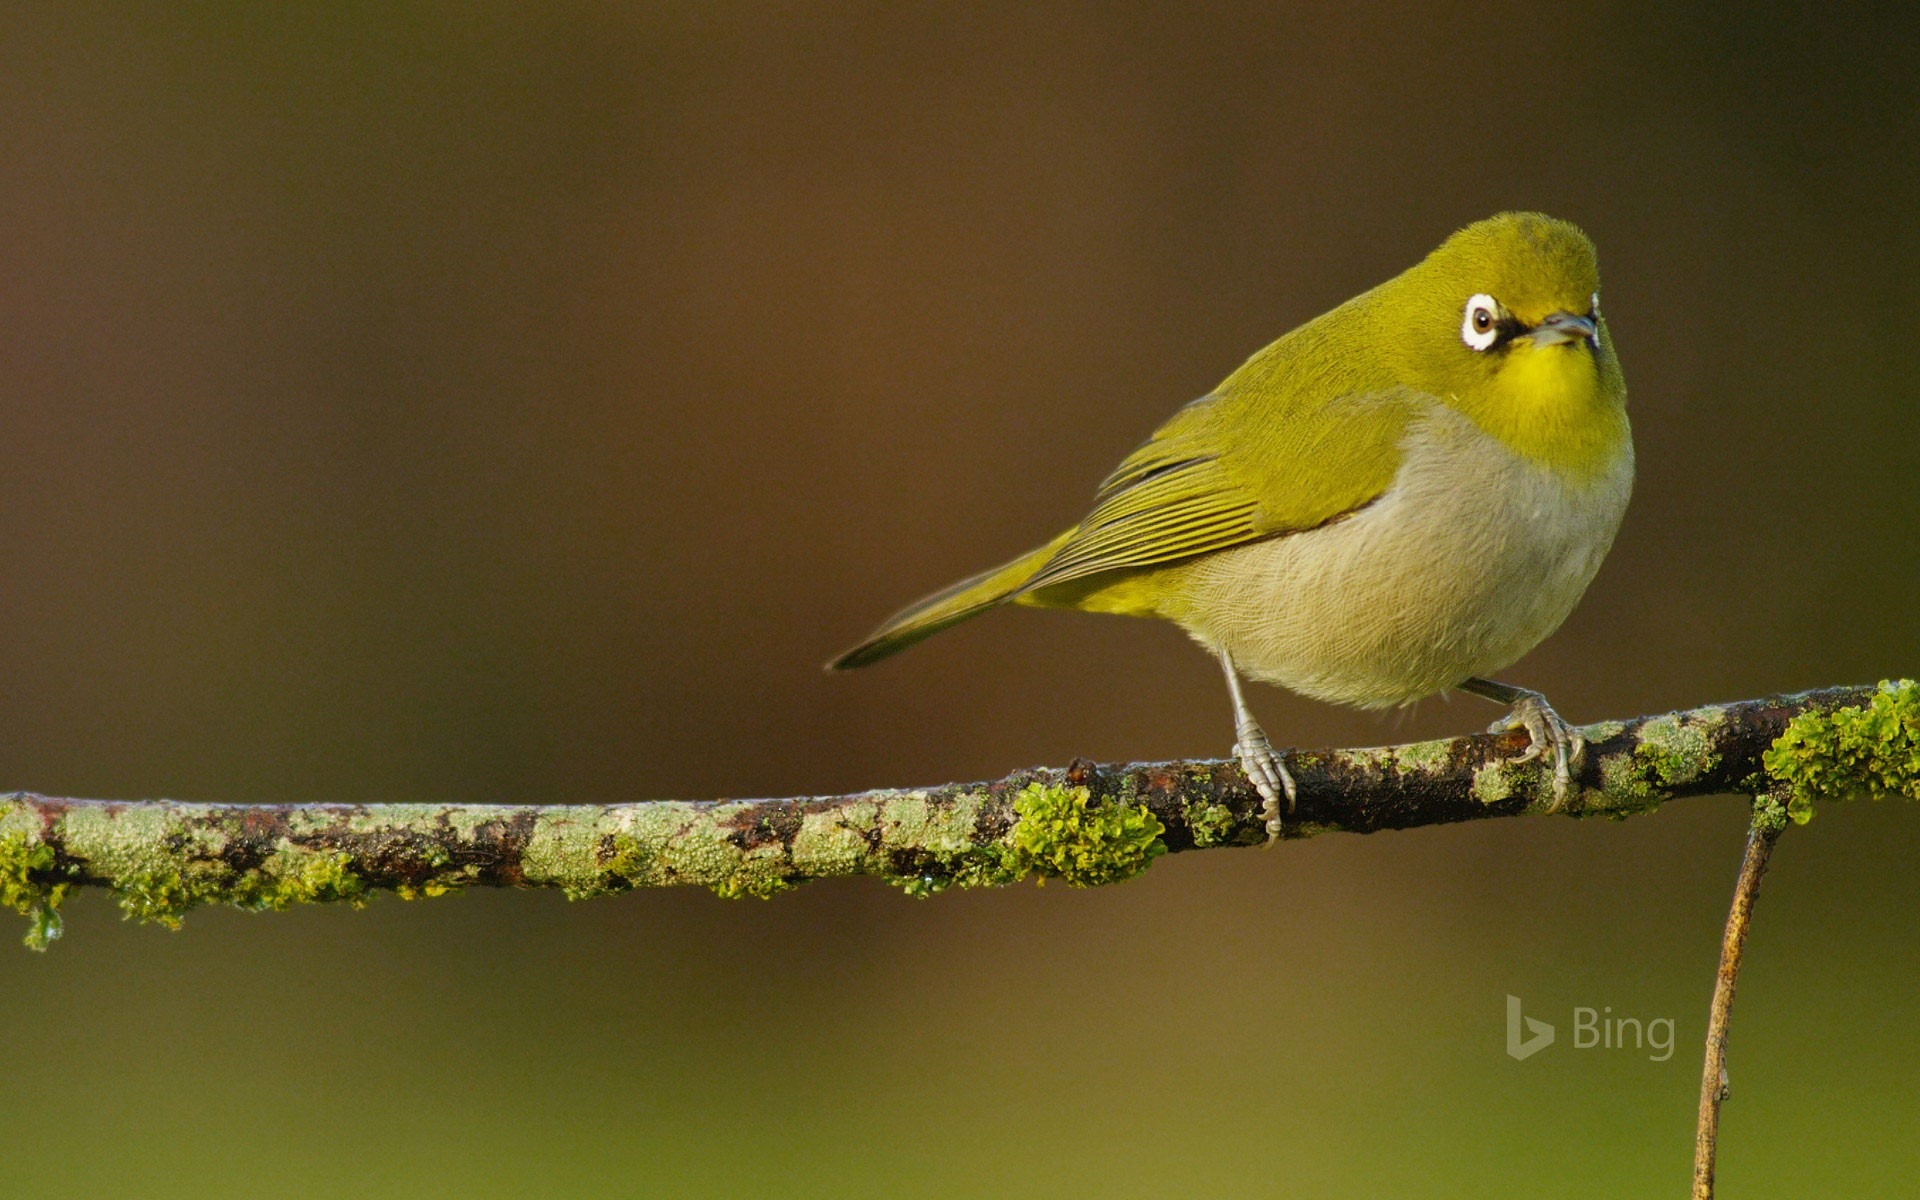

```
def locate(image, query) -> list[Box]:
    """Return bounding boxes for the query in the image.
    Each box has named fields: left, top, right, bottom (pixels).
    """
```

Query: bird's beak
left=1529, top=310, right=1598, bottom=347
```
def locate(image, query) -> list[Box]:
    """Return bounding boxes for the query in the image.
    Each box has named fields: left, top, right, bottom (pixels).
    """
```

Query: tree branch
left=6, top=678, right=1912, bottom=1200
left=0, top=686, right=1881, bottom=944
left=1692, top=798, right=1786, bottom=1200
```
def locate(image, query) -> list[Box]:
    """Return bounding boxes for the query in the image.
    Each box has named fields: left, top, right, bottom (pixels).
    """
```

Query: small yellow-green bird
left=831, top=213, right=1632, bottom=840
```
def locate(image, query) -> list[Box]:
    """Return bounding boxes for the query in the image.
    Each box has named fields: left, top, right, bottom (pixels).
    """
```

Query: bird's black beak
left=1528, top=310, right=1598, bottom=347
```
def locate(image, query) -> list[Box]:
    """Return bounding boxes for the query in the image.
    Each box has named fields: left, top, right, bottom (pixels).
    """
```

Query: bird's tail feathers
left=827, top=531, right=1072, bottom=670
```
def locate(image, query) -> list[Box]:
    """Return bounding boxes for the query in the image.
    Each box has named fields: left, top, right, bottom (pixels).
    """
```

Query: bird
left=830, top=212, right=1632, bottom=842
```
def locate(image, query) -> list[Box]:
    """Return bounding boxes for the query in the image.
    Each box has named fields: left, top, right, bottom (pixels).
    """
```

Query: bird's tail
left=828, top=531, right=1072, bottom=670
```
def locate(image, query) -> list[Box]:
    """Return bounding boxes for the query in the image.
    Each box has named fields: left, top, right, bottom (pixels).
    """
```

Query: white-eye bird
left=832, top=212, right=1633, bottom=840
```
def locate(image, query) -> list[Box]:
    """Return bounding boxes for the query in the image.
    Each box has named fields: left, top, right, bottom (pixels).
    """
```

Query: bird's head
left=1386, top=212, right=1627, bottom=477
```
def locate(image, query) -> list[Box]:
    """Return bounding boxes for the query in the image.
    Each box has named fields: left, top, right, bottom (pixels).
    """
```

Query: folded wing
left=1019, top=388, right=1414, bottom=596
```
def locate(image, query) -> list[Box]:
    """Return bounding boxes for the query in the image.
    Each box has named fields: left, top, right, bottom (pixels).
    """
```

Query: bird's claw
left=1233, top=723, right=1296, bottom=846
left=1487, top=691, right=1585, bottom=811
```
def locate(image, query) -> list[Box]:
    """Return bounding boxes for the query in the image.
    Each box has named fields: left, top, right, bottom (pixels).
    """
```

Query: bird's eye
left=1460, top=294, right=1502, bottom=351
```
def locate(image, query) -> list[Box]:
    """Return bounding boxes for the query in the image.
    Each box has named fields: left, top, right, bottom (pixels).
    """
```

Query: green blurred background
left=3, top=4, right=1917, bottom=1196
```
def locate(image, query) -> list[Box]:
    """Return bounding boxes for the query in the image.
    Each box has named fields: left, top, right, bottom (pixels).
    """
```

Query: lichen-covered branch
left=3, top=681, right=1917, bottom=950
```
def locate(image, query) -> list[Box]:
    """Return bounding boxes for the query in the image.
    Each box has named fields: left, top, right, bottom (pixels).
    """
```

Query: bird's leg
left=1219, top=649, right=1295, bottom=845
left=1457, top=677, right=1585, bottom=811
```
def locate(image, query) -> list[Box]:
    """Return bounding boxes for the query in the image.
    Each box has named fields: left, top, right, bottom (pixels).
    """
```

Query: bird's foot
left=1232, top=722, right=1297, bottom=846
left=1486, top=689, right=1585, bottom=811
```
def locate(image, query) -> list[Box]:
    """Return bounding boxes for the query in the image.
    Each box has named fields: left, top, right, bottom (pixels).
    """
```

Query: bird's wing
left=1018, top=388, right=1416, bottom=594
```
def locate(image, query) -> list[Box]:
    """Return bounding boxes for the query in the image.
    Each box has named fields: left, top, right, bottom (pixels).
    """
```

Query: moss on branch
left=0, top=682, right=1911, bottom=949
left=1762, top=679, right=1920, bottom=822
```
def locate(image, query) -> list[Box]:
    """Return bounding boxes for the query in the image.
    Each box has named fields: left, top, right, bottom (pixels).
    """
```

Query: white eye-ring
left=1460, top=293, right=1501, bottom=351
left=1590, top=291, right=1601, bottom=318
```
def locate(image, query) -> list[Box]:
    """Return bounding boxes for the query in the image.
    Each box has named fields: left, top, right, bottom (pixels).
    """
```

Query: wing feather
left=1018, top=389, right=1415, bottom=596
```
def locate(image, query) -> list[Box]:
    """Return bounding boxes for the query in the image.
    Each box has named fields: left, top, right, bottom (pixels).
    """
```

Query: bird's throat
left=1472, top=345, right=1625, bottom=483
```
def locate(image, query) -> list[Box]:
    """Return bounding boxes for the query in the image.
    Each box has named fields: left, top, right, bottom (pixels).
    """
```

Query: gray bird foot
left=1232, top=722, right=1297, bottom=846
left=1486, top=690, right=1585, bottom=811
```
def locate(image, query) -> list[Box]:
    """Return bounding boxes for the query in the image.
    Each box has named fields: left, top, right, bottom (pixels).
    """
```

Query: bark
left=0, top=686, right=1869, bottom=932
left=1693, top=804, right=1785, bottom=1200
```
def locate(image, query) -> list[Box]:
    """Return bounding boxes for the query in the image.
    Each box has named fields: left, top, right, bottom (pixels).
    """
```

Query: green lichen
left=1580, top=709, right=1737, bottom=819
left=1594, top=750, right=1659, bottom=816
left=593, top=832, right=648, bottom=898
left=522, top=806, right=677, bottom=898
left=393, top=878, right=460, bottom=900
left=1185, top=801, right=1236, bottom=849
left=115, top=847, right=368, bottom=929
left=791, top=799, right=879, bottom=879
left=111, top=867, right=216, bottom=928
left=888, top=874, right=944, bottom=898
left=925, top=841, right=1023, bottom=893
left=872, top=790, right=1022, bottom=897
left=1764, top=679, right=1920, bottom=824
left=1392, top=738, right=1454, bottom=775
left=672, top=819, right=794, bottom=901
left=1008, top=783, right=1166, bottom=888
left=948, top=845, right=1026, bottom=890
left=1, top=834, right=68, bottom=951
left=1633, top=708, right=1724, bottom=788
left=526, top=793, right=1022, bottom=902
left=584, top=807, right=802, bottom=901
left=1471, top=761, right=1516, bottom=805
left=22, top=904, right=62, bottom=951
left=879, top=792, right=988, bottom=859
left=392, top=845, right=466, bottom=900
left=239, top=850, right=368, bottom=911
left=1471, top=755, right=1561, bottom=811
left=709, top=872, right=798, bottom=900
left=1750, top=790, right=1791, bottom=837
left=1582, top=719, right=1628, bottom=744
left=882, top=839, right=1023, bottom=897
left=1560, top=707, right=1725, bottom=821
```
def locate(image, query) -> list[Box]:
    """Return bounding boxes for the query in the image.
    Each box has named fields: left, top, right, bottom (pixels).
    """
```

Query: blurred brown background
left=3, top=4, right=1917, bottom=1196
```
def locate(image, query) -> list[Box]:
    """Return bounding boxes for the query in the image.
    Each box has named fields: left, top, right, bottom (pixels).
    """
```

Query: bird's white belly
left=1171, top=405, right=1632, bottom=708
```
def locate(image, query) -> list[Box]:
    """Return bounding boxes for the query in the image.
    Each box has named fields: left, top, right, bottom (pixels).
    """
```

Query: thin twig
left=1692, top=800, right=1786, bottom=1200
